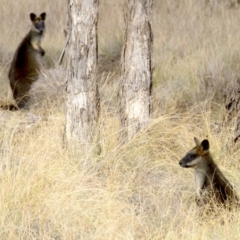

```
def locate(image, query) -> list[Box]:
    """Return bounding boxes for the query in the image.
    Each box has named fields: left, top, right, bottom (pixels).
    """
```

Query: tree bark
left=225, top=78, right=240, bottom=143
left=119, top=0, right=153, bottom=141
left=66, top=0, right=99, bottom=149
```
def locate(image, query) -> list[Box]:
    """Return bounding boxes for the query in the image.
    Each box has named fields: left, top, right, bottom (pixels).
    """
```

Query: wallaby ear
left=40, top=12, right=46, bottom=21
left=201, top=139, right=209, bottom=151
left=194, top=137, right=200, bottom=146
left=30, top=13, right=36, bottom=22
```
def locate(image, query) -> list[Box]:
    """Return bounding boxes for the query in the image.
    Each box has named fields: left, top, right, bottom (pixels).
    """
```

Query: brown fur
left=5, top=12, right=46, bottom=110
left=179, top=137, right=239, bottom=208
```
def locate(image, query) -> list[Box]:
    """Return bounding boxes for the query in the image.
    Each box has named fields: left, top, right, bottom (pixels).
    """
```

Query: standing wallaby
left=179, top=137, right=238, bottom=208
left=4, top=12, right=46, bottom=110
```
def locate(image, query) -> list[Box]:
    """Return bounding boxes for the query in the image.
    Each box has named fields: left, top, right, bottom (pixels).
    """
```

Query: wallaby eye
left=189, top=154, right=196, bottom=160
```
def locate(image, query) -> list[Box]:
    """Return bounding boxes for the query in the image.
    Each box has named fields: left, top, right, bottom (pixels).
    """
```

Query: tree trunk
left=225, top=78, right=240, bottom=143
left=119, top=0, right=153, bottom=141
left=66, top=0, right=99, bottom=149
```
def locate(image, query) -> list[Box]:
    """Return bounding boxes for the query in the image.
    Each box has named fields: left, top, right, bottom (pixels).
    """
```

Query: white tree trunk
left=120, top=0, right=153, bottom=141
left=66, top=0, right=99, bottom=148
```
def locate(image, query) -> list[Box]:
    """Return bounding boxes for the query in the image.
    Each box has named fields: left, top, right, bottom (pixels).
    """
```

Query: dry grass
left=0, top=0, right=240, bottom=239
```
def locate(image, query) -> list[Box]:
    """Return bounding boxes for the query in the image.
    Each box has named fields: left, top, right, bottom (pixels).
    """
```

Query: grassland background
left=0, top=0, right=240, bottom=239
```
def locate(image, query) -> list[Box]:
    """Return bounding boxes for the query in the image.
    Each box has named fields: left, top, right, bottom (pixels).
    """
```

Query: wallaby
left=2, top=12, right=46, bottom=110
left=179, top=137, right=239, bottom=208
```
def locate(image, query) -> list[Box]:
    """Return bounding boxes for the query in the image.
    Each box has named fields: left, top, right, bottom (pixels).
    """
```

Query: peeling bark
left=119, top=0, right=153, bottom=141
left=66, top=0, right=99, bottom=148
left=225, top=78, right=240, bottom=143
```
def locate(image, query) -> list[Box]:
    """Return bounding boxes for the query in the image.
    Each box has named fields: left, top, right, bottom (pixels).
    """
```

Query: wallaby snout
left=179, top=159, right=187, bottom=168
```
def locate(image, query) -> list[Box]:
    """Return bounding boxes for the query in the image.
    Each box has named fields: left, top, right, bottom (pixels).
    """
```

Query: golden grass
left=0, top=0, right=240, bottom=239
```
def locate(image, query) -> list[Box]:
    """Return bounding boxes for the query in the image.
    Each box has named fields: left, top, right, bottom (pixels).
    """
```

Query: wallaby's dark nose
left=179, top=159, right=186, bottom=167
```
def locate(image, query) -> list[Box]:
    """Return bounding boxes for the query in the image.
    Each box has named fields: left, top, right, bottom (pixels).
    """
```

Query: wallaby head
left=179, top=137, right=210, bottom=168
left=30, top=12, right=46, bottom=35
